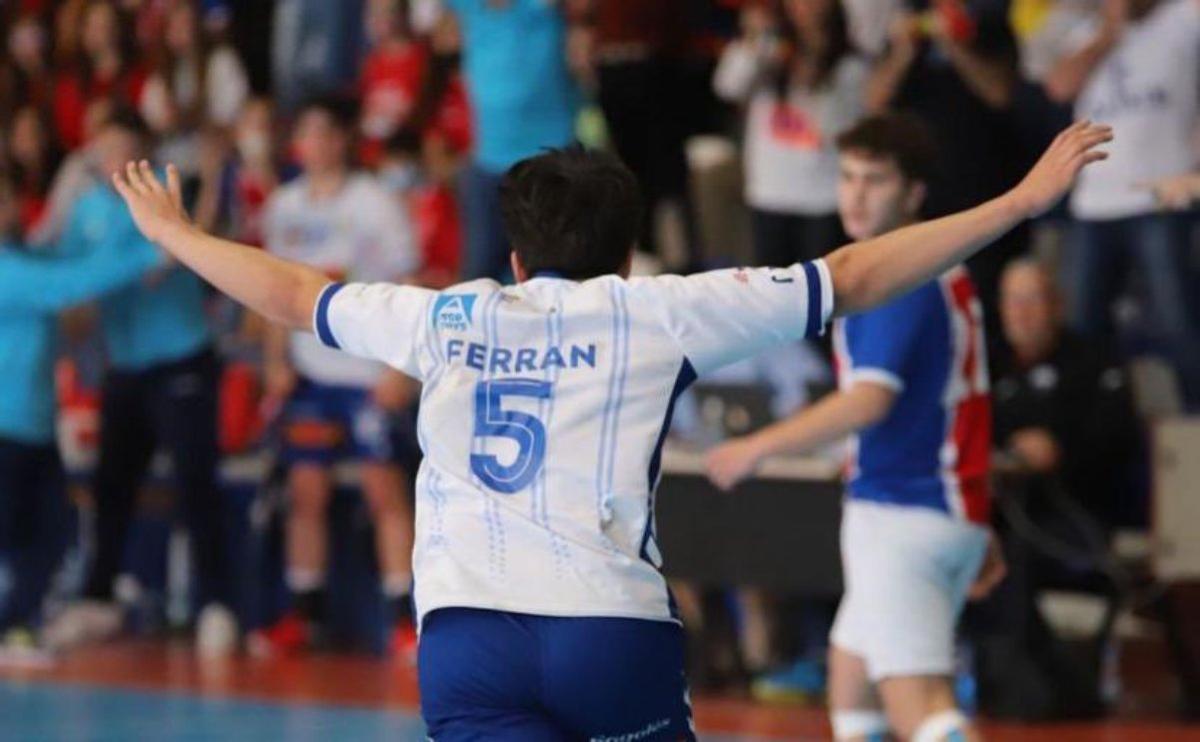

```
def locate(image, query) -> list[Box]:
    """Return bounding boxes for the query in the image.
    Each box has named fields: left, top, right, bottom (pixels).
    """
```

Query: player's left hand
left=969, top=529, right=1007, bottom=600
left=704, top=437, right=765, bottom=492
left=1010, top=120, right=1113, bottom=218
left=1009, top=427, right=1061, bottom=473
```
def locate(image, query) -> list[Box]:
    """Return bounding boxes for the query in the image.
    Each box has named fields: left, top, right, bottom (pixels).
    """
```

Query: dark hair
left=769, top=0, right=854, bottom=96
left=499, top=147, right=642, bottom=281
left=101, top=105, right=151, bottom=141
left=295, top=94, right=359, bottom=133
left=835, top=113, right=939, bottom=184
left=384, top=126, right=423, bottom=157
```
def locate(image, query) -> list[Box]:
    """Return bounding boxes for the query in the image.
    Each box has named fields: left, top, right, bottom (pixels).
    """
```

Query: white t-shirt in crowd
left=1069, top=0, right=1200, bottom=220
left=265, top=172, right=418, bottom=388
left=311, top=261, right=834, bottom=626
left=715, top=44, right=868, bottom=215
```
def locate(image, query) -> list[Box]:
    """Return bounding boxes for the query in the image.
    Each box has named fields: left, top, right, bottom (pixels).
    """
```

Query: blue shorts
left=419, top=608, right=695, bottom=741
left=281, top=379, right=393, bottom=465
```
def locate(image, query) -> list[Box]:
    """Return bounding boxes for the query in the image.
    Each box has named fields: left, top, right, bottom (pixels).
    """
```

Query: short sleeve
left=313, top=281, right=436, bottom=380
left=842, top=285, right=940, bottom=392
left=632, top=259, right=835, bottom=375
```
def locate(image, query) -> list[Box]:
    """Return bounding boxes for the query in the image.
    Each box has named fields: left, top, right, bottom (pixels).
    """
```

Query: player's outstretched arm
left=705, top=383, right=895, bottom=491
left=111, top=160, right=328, bottom=331
left=825, top=121, right=1112, bottom=316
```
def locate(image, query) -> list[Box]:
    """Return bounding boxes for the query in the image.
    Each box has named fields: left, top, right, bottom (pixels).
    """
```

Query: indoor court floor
left=1, top=641, right=1198, bottom=741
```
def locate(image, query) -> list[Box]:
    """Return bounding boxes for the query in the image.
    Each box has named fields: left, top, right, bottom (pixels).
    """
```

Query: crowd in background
left=0, top=0, right=1197, bottom=718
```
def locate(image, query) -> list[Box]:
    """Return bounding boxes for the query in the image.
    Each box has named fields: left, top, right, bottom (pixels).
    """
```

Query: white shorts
left=830, top=499, right=988, bottom=681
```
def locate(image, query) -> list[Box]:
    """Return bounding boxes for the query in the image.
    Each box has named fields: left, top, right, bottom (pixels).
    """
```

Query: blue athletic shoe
left=751, top=657, right=827, bottom=703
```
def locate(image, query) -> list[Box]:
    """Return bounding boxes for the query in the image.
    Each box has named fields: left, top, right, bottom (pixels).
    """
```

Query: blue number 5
left=470, top=379, right=552, bottom=494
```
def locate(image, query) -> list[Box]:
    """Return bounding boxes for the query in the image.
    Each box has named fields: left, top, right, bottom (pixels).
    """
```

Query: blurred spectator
left=440, top=0, right=581, bottom=281
left=53, top=0, right=148, bottom=149
left=27, top=97, right=115, bottom=247
left=592, top=0, right=697, bottom=262
left=0, top=171, right=162, bottom=660
left=1013, top=0, right=1099, bottom=85
left=0, top=13, right=53, bottom=115
left=139, top=0, right=249, bottom=135
left=253, top=96, right=419, bottom=657
left=6, top=105, right=62, bottom=238
left=272, top=0, right=366, bottom=113
left=359, top=0, right=427, bottom=165
left=359, top=0, right=472, bottom=167
left=48, top=109, right=234, bottom=651
left=993, top=258, right=1140, bottom=531
left=1044, top=0, right=1200, bottom=405
left=379, top=128, right=462, bottom=288
left=714, top=0, right=866, bottom=268
left=193, top=97, right=281, bottom=244
left=842, top=0, right=905, bottom=57
left=866, top=0, right=1025, bottom=330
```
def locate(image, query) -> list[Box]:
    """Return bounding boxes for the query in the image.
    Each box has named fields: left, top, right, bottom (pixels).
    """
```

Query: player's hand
left=1137, top=173, right=1200, bottom=211
left=1009, top=427, right=1061, bottom=473
left=261, top=361, right=297, bottom=419
left=704, top=436, right=765, bottom=492
left=111, top=161, right=193, bottom=245
left=1010, top=120, right=1112, bottom=218
left=969, top=529, right=1007, bottom=600
left=372, top=370, right=417, bottom=412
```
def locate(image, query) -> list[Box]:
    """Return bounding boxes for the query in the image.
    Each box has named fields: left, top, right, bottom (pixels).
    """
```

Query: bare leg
left=877, top=674, right=980, bottom=741
left=828, top=645, right=889, bottom=741
left=285, top=464, right=332, bottom=592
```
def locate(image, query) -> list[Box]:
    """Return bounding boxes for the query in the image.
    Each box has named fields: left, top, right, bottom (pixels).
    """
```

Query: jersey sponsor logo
left=433, top=293, right=477, bottom=331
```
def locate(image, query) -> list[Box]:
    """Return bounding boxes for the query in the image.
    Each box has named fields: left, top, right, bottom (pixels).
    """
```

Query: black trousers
left=0, top=438, right=69, bottom=628
left=597, top=57, right=698, bottom=262
left=83, top=348, right=231, bottom=608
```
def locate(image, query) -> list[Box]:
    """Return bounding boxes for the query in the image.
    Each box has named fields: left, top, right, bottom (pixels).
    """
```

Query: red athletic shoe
left=390, top=620, right=418, bottom=664
left=247, top=614, right=311, bottom=658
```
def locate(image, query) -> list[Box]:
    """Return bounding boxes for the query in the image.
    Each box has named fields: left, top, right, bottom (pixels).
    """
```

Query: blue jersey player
left=111, top=119, right=1109, bottom=741
left=707, top=114, right=1002, bottom=742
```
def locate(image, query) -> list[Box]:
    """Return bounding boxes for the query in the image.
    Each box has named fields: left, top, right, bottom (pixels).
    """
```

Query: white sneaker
left=0, top=627, right=56, bottom=669
left=195, top=603, right=239, bottom=658
left=42, top=601, right=124, bottom=651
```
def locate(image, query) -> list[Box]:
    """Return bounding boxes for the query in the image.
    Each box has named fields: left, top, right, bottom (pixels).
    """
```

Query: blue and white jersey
left=832, top=267, right=992, bottom=525
left=313, top=262, right=833, bottom=626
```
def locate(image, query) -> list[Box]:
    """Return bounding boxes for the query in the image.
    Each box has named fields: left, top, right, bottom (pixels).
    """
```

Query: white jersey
left=264, top=172, right=417, bottom=388
left=313, top=261, right=834, bottom=625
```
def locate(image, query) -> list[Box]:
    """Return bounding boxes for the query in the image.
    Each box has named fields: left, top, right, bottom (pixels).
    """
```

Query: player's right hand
left=969, top=529, right=1007, bottom=601
left=704, top=437, right=764, bottom=492
left=112, top=161, right=193, bottom=246
left=262, top=362, right=297, bottom=417
left=1010, top=120, right=1112, bottom=218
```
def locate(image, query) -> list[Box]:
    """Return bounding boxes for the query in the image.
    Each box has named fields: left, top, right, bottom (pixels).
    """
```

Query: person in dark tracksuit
left=0, top=174, right=162, bottom=659
left=46, top=111, right=235, bottom=652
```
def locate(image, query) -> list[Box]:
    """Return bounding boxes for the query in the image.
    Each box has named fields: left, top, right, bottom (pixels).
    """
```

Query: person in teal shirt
left=0, top=171, right=162, bottom=653
left=48, top=110, right=235, bottom=651
left=443, top=0, right=582, bottom=281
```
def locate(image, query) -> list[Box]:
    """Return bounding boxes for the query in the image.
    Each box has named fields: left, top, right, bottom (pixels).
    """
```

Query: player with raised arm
left=109, top=119, right=1109, bottom=741
left=706, top=113, right=1002, bottom=742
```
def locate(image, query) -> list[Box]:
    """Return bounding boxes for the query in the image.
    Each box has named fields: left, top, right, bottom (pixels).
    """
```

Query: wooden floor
left=0, top=640, right=1196, bottom=740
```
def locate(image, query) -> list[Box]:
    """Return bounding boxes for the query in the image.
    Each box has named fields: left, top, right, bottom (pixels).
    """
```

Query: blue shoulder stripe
left=801, top=263, right=822, bottom=339
left=314, top=282, right=346, bottom=349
